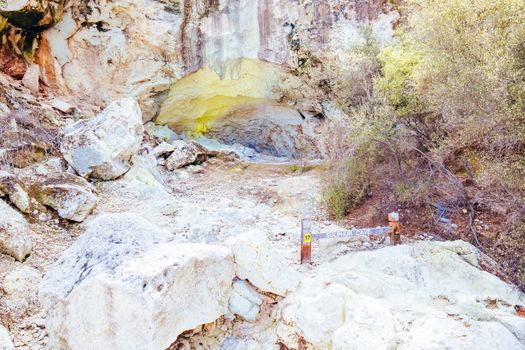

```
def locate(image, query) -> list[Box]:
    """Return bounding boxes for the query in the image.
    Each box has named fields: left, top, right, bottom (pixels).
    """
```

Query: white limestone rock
left=226, top=230, right=301, bottom=297
left=228, top=279, right=263, bottom=322
left=0, top=171, right=30, bottom=213
left=40, top=213, right=235, bottom=350
left=279, top=241, right=525, bottom=350
left=165, top=140, right=208, bottom=170
left=3, top=265, right=41, bottom=304
left=60, top=98, right=143, bottom=180
left=0, top=325, right=14, bottom=350
left=0, top=199, right=32, bottom=261
left=39, top=213, right=172, bottom=309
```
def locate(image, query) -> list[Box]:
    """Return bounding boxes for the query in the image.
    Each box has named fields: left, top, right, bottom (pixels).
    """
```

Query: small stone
left=0, top=102, right=10, bottom=115
left=166, top=140, right=208, bottom=170
left=151, top=142, right=175, bottom=158
left=0, top=199, right=32, bottom=261
left=22, top=64, right=40, bottom=95
left=50, top=98, right=75, bottom=113
left=3, top=266, right=41, bottom=303
left=33, top=319, right=46, bottom=329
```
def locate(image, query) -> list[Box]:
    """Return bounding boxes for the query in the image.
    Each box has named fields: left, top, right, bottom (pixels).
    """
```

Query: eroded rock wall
left=1, top=1, right=398, bottom=158
left=35, top=1, right=396, bottom=116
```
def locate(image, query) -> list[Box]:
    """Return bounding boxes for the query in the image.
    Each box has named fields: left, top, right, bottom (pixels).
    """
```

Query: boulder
left=60, top=98, right=143, bottom=180
left=165, top=140, right=208, bottom=170
left=0, top=164, right=97, bottom=221
left=226, top=230, right=301, bottom=297
left=0, top=171, right=30, bottom=213
left=279, top=241, right=525, bottom=349
left=39, top=213, right=172, bottom=308
left=30, top=173, right=96, bottom=222
left=0, top=325, right=14, bottom=350
left=3, top=265, right=41, bottom=304
left=0, top=199, right=31, bottom=261
left=40, top=213, right=235, bottom=350
left=228, top=279, right=263, bottom=322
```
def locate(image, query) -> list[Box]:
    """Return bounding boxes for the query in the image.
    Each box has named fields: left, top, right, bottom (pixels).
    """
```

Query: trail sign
left=300, top=212, right=401, bottom=264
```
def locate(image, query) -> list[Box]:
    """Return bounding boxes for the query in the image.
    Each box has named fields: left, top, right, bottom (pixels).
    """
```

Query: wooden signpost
left=300, top=212, right=401, bottom=264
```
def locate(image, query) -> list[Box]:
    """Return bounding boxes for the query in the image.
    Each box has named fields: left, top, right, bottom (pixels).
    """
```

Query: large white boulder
left=226, top=230, right=301, bottom=297
left=40, top=213, right=235, bottom=350
left=39, top=213, right=172, bottom=309
left=279, top=241, right=525, bottom=349
left=0, top=199, right=32, bottom=261
left=60, top=98, right=143, bottom=180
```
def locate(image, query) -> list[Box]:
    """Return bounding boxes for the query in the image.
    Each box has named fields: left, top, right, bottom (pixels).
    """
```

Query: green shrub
left=323, top=158, right=370, bottom=220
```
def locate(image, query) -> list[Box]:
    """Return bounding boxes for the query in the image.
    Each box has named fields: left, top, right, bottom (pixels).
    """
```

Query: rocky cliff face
left=1, top=1, right=397, bottom=137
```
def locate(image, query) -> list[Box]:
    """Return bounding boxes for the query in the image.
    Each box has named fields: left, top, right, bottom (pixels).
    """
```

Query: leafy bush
left=323, top=158, right=370, bottom=220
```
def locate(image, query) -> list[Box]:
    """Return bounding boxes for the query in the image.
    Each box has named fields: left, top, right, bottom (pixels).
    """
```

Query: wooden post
left=300, top=219, right=312, bottom=264
left=388, top=212, right=401, bottom=245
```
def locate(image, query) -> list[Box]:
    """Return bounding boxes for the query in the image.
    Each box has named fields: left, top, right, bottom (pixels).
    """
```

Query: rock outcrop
left=226, top=230, right=301, bottom=297
left=204, top=103, right=322, bottom=159
left=38, top=1, right=397, bottom=120
left=60, top=98, right=143, bottom=180
left=0, top=199, right=32, bottom=261
left=40, top=213, right=236, bottom=350
left=278, top=241, right=525, bottom=349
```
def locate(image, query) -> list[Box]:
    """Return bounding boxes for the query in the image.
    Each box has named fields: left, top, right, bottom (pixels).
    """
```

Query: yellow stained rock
left=156, top=58, right=300, bottom=133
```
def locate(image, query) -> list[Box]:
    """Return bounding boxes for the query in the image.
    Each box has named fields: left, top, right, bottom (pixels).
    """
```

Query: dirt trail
left=1, top=157, right=401, bottom=349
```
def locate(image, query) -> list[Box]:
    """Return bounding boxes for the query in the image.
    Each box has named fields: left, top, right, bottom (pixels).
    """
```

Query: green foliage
left=375, top=0, right=525, bottom=200
left=323, top=158, right=369, bottom=220
left=376, top=42, right=422, bottom=116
